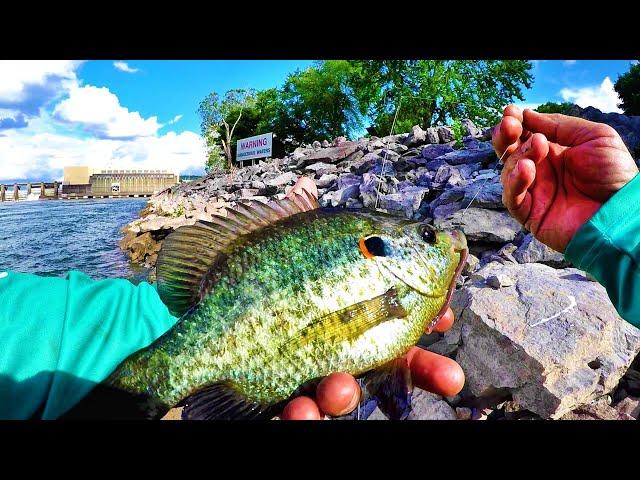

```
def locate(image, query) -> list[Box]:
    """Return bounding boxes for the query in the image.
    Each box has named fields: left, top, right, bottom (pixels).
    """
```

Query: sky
left=0, top=59, right=636, bottom=182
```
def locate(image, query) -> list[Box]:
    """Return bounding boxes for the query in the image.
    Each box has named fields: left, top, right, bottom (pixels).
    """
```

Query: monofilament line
left=460, top=148, right=509, bottom=220
left=374, top=97, right=402, bottom=211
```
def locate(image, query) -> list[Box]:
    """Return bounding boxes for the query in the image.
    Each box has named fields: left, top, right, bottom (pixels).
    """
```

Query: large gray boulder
left=513, top=233, right=568, bottom=267
left=299, top=141, right=359, bottom=165
left=434, top=207, right=522, bottom=243
left=451, top=262, right=640, bottom=419
left=366, top=388, right=457, bottom=420
left=438, top=144, right=496, bottom=165
left=461, top=177, right=504, bottom=209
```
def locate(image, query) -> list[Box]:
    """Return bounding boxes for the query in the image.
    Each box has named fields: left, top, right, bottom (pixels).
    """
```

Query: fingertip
left=432, top=307, right=454, bottom=333
left=503, top=104, right=523, bottom=122
left=409, top=348, right=465, bottom=397
left=316, top=372, right=361, bottom=417
left=281, top=396, right=323, bottom=420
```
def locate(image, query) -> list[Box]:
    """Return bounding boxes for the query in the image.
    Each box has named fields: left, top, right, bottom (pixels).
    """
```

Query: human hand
left=493, top=105, right=638, bottom=252
left=278, top=177, right=465, bottom=420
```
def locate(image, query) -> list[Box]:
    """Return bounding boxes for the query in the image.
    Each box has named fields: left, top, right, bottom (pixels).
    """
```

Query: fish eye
left=359, top=236, right=387, bottom=258
left=421, top=225, right=437, bottom=244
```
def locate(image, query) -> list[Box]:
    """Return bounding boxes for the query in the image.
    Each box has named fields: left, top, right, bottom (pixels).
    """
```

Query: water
left=0, top=198, right=150, bottom=282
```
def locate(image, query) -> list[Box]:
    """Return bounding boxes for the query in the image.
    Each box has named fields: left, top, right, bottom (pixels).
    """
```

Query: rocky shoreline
left=122, top=106, right=640, bottom=420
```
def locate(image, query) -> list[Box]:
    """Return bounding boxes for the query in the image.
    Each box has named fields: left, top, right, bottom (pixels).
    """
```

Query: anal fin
left=181, top=382, right=279, bottom=421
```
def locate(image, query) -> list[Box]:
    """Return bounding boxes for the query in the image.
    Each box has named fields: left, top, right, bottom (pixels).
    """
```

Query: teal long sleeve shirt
left=0, top=271, right=178, bottom=419
left=564, top=172, right=640, bottom=329
left=2, top=173, right=640, bottom=419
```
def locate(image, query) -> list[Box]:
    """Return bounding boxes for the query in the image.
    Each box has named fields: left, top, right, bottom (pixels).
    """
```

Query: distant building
left=62, top=166, right=179, bottom=197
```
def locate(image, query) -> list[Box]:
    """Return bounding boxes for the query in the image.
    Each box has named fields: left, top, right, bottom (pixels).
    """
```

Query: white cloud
left=0, top=128, right=206, bottom=180
left=0, top=60, right=207, bottom=181
left=563, top=60, right=577, bottom=66
left=53, top=85, right=162, bottom=139
left=514, top=102, right=541, bottom=112
left=113, top=61, right=139, bottom=74
left=560, top=76, right=623, bottom=113
left=168, top=114, right=183, bottom=124
left=0, top=61, right=82, bottom=117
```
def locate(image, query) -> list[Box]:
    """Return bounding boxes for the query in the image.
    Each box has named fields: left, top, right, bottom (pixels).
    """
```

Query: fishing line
left=374, top=96, right=402, bottom=210
left=459, top=148, right=509, bottom=220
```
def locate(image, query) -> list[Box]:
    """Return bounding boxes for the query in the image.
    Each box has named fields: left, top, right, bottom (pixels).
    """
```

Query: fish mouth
left=427, top=247, right=468, bottom=331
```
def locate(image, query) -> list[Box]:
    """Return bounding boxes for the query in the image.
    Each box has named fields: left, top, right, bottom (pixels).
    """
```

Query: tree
left=614, top=62, right=640, bottom=115
left=197, top=89, right=256, bottom=170
left=535, top=102, right=575, bottom=114
left=274, top=61, right=366, bottom=146
left=346, top=60, right=534, bottom=136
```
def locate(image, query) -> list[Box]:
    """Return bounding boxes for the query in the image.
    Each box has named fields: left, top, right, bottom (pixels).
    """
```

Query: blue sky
left=0, top=60, right=635, bottom=182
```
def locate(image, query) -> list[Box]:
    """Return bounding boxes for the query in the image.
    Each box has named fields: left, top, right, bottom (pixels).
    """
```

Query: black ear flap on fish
left=181, top=381, right=281, bottom=421
left=156, top=189, right=320, bottom=318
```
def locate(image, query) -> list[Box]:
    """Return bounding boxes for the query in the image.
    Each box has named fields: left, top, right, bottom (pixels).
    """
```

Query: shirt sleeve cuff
left=565, top=172, right=640, bottom=269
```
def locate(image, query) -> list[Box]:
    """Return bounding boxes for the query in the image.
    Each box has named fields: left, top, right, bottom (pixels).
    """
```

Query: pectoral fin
left=281, top=288, right=408, bottom=351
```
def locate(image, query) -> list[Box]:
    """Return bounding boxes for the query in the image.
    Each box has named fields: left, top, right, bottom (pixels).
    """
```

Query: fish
left=76, top=189, right=468, bottom=420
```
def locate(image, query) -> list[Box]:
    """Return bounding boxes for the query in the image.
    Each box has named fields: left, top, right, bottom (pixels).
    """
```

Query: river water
left=0, top=198, right=150, bottom=282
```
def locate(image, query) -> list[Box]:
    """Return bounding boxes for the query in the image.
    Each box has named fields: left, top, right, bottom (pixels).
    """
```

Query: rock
left=316, top=173, right=338, bottom=188
left=321, top=184, right=360, bottom=207
left=407, top=389, right=457, bottom=420
left=480, top=126, right=493, bottom=141
left=345, top=198, right=363, bottom=209
left=437, top=126, right=455, bottom=143
left=337, top=174, right=362, bottom=190
left=432, top=202, right=463, bottom=223
left=378, top=186, right=429, bottom=218
left=403, top=125, right=427, bottom=147
left=304, top=162, right=338, bottom=175
left=237, top=188, right=259, bottom=198
left=452, top=262, right=640, bottom=419
left=382, top=133, right=409, bottom=144
left=312, top=140, right=321, bottom=150
left=300, top=142, right=359, bottom=165
left=513, top=234, right=568, bottom=267
left=332, top=136, right=348, bottom=146
left=321, top=140, right=330, bottom=148
left=264, top=171, right=298, bottom=187
left=461, top=119, right=481, bottom=137
left=615, top=396, right=640, bottom=418
left=422, top=143, right=454, bottom=160
left=426, top=127, right=439, bottom=144
left=562, top=396, right=635, bottom=420
left=462, top=253, right=480, bottom=275
left=486, top=273, right=514, bottom=288
left=161, top=407, right=184, bottom=420
left=455, top=407, right=473, bottom=420
left=471, top=408, right=492, bottom=420
left=435, top=208, right=522, bottom=243
left=438, top=145, right=496, bottom=165
left=366, top=407, right=389, bottom=420
left=120, top=232, right=160, bottom=264
left=461, top=177, right=503, bottom=209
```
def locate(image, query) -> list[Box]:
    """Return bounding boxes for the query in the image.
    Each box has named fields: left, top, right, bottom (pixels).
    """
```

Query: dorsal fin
left=156, top=189, right=320, bottom=317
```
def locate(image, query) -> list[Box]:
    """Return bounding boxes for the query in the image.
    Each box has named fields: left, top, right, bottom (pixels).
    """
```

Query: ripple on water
left=0, top=198, right=150, bottom=282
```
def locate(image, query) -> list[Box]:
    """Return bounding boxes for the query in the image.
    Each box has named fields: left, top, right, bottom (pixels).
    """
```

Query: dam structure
left=61, top=166, right=180, bottom=199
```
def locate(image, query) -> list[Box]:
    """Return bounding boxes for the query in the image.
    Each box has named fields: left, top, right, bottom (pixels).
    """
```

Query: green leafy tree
left=535, top=101, right=575, bottom=114
left=614, top=62, right=640, bottom=115
left=197, top=89, right=257, bottom=170
left=346, top=60, right=533, bottom=136
left=273, top=61, right=366, bottom=146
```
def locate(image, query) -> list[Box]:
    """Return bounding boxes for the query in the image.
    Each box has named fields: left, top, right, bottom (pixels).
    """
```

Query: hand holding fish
left=493, top=105, right=638, bottom=253
left=278, top=178, right=465, bottom=420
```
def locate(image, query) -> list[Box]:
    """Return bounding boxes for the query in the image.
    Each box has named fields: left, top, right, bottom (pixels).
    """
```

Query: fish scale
left=104, top=197, right=466, bottom=418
